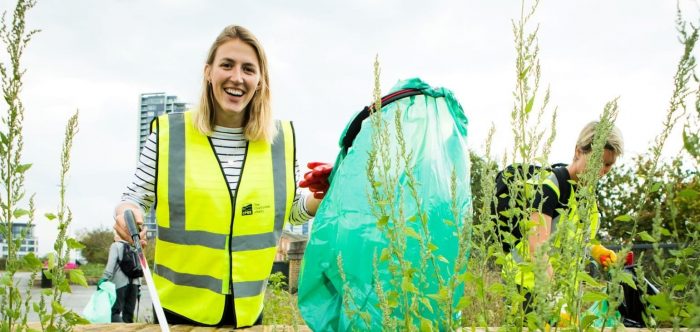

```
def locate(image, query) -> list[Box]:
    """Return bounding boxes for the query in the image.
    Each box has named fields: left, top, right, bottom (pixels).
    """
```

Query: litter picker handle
left=124, top=209, right=142, bottom=250
left=123, top=209, right=170, bottom=331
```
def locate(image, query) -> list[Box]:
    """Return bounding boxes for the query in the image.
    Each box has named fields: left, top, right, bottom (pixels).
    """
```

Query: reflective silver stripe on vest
left=155, top=264, right=222, bottom=294
left=268, top=120, right=288, bottom=249
left=233, top=280, right=266, bottom=299
left=230, top=232, right=277, bottom=252
left=158, top=227, right=227, bottom=249
left=168, top=113, right=186, bottom=229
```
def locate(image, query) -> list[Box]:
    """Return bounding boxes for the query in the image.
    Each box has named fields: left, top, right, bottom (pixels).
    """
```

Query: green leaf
left=650, top=182, right=662, bottom=193
left=682, top=128, right=700, bottom=158
left=405, top=227, right=420, bottom=240
left=66, top=238, right=85, bottom=250
left=487, top=282, right=506, bottom=296
left=420, top=318, right=433, bottom=331
left=668, top=274, right=688, bottom=291
left=646, top=293, right=671, bottom=309
left=44, top=212, right=57, bottom=221
left=51, top=301, right=66, bottom=314
left=380, top=248, right=391, bottom=262
left=420, top=297, right=434, bottom=313
left=580, top=313, right=598, bottom=329
left=582, top=291, right=608, bottom=303
left=69, top=269, right=88, bottom=287
left=614, top=214, right=632, bottom=222
left=427, top=243, right=438, bottom=252
left=437, top=255, right=449, bottom=264
left=524, top=95, right=535, bottom=115
left=577, top=270, right=604, bottom=288
left=455, top=296, right=470, bottom=311
left=659, top=227, right=671, bottom=236
left=377, top=215, right=389, bottom=228
left=16, top=163, right=32, bottom=174
left=638, top=231, right=656, bottom=242
left=22, top=252, right=42, bottom=269
left=679, top=188, right=699, bottom=200
left=12, top=208, right=30, bottom=219
left=651, top=308, right=671, bottom=322
left=401, top=277, right=418, bottom=293
left=59, top=279, right=72, bottom=292
left=618, top=272, right=637, bottom=290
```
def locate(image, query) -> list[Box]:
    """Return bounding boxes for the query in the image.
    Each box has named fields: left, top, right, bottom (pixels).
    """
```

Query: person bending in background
left=505, top=121, right=624, bottom=312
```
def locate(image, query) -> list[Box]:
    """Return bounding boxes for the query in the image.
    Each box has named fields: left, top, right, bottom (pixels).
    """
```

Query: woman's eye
left=221, top=63, right=232, bottom=68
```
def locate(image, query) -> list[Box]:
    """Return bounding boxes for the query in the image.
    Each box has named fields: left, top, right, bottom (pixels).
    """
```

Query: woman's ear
left=204, top=64, right=211, bottom=83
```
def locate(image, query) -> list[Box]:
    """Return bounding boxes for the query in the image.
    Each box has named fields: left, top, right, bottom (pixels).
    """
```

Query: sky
left=0, top=0, right=696, bottom=255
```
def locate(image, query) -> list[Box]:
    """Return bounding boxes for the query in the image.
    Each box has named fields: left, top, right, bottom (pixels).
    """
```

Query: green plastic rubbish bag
left=82, top=281, right=117, bottom=323
left=587, top=299, right=621, bottom=328
left=298, top=78, right=471, bottom=331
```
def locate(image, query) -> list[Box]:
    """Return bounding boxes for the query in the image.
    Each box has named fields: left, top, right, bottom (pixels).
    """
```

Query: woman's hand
left=299, top=162, right=333, bottom=199
left=114, top=202, right=148, bottom=248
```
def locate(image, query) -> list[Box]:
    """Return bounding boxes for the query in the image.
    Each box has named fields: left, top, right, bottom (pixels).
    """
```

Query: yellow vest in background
left=504, top=173, right=600, bottom=290
left=152, top=111, right=295, bottom=326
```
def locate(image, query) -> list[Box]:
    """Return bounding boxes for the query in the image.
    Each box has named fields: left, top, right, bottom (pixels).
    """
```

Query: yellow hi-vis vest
left=151, top=111, right=296, bottom=326
left=503, top=171, right=599, bottom=290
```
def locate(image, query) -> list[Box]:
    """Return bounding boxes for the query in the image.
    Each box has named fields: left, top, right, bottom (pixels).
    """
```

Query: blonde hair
left=194, top=25, right=275, bottom=143
left=575, top=121, right=624, bottom=157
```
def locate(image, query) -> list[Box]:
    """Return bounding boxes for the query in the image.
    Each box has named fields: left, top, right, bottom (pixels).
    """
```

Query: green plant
left=0, top=0, right=42, bottom=330
left=262, top=272, right=302, bottom=330
left=0, top=0, right=88, bottom=330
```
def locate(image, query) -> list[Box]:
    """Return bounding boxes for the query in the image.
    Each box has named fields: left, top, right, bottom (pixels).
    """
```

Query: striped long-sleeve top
left=120, top=126, right=313, bottom=225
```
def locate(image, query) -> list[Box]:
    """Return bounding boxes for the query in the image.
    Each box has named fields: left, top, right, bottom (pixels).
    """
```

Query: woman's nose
left=230, top=67, right=244, bottom=83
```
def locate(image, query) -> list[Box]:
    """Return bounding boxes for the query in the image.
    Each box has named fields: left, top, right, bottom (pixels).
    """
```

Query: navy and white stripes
left=121, top=126, right=312, bottom=225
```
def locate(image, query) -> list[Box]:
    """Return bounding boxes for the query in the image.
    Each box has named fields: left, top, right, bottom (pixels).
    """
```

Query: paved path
left=9, top=272, right=154, bottom=323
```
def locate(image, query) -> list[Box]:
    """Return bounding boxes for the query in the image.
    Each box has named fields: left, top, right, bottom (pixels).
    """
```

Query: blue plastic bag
left=82, top=281, right=117, bottom=323
left=298, top=78, right=471, bottom=331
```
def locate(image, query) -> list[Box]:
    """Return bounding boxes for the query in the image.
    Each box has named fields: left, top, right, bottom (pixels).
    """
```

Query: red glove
left=299, top=162, right=333, bottom=199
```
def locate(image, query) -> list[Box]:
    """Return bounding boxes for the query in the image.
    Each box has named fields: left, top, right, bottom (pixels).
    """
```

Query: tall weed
left=0, top=0, right=88, bottom=330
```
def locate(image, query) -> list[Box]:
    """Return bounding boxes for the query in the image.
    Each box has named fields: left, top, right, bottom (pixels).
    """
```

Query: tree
left=77, top=226, right=114, bottom=264
left=597, top=155, right=700, bottom=244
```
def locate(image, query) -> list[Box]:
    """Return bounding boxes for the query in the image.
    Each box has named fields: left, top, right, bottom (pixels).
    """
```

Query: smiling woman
left=110, top=25, right=327, bottom=328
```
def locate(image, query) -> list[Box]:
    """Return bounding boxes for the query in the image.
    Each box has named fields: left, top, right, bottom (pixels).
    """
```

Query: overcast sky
left=1, top=0, right=696, bottom=255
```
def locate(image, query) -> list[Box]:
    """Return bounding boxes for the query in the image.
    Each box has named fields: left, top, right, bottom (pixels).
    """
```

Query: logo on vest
left=242, top=204, right=253, bottom=216
left=241, top=202, right=272, bottom=216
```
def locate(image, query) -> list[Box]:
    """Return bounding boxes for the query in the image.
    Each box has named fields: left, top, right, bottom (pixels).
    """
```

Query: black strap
left=341, top=88, right=422, bottom=151
left=550, top=164, right=571, bottom=204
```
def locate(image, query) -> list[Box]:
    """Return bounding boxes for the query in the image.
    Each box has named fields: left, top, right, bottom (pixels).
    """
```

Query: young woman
left=505, top=121, right=624, bottom=311
left=112, top=25, right=324, bottom=327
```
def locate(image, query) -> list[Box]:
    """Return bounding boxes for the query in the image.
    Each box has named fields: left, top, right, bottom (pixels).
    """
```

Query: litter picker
left=125, top=209, right=170, bottom=331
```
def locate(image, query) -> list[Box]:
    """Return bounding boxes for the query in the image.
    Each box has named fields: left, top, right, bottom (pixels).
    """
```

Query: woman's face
left=573, top=148, right=618, bottom=178
left=205, top=38, right=261, bottom=127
